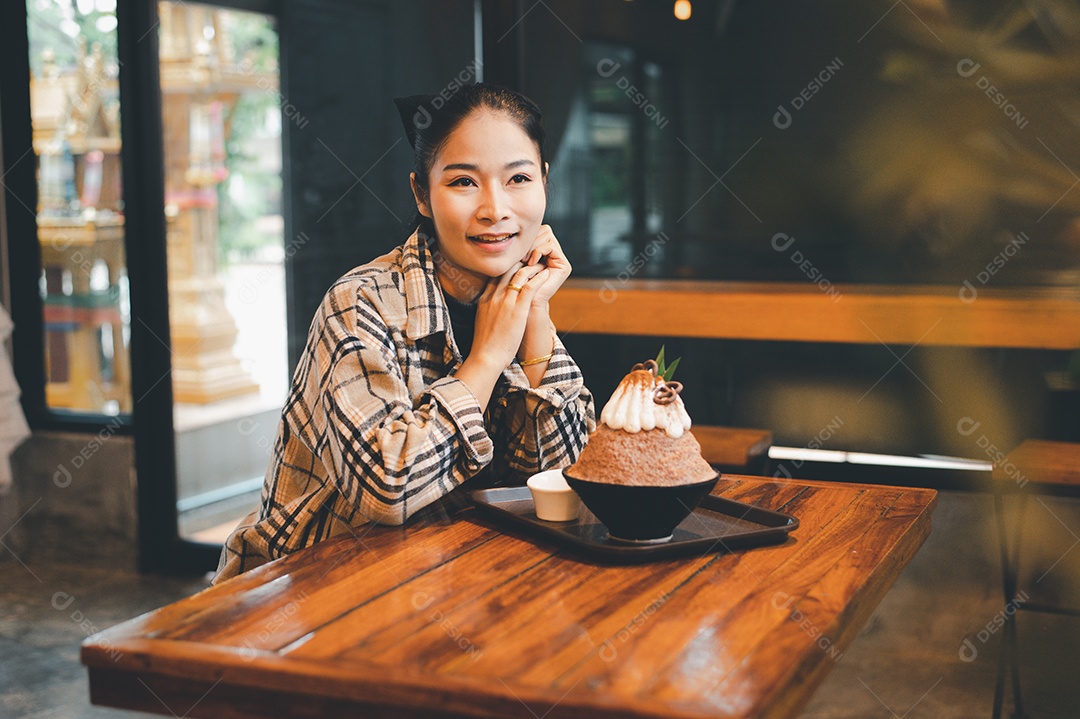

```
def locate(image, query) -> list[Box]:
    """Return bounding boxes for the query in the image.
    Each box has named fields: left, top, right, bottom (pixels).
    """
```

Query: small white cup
left=526, top=469, right=581, bottom=522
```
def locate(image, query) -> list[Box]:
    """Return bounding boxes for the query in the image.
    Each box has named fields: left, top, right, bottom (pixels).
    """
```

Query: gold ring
left=507, top=283, right=524, bottom=292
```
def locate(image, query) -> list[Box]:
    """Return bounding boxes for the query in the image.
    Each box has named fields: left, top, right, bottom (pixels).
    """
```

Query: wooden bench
left=992, top=439, right=1080, bottom=491
left=693, top=425, right=772, bottom=474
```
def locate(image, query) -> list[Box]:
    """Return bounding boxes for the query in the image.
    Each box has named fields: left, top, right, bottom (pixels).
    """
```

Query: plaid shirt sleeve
left=487, top=332, right=596, bottom=483
left=214, top=276, right=497, bottom=582
left=304, top=279, right=494, bottom=527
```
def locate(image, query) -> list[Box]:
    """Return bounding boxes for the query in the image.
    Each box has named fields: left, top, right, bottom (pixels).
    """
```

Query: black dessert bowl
left=563, top=471, right=720, bottom=543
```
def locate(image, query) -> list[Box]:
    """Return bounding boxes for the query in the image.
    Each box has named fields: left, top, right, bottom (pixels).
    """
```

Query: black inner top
left=443, top=290, right=477, bottom=358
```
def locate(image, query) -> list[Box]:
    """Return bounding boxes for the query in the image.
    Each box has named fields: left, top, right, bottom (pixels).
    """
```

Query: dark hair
left=397, top=83, right=547, bottom=234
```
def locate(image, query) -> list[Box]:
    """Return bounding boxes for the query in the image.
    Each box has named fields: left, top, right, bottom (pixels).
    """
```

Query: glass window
left=27, top=0, right=128, bottom=415
left=154, top=1, right=287, bottom=543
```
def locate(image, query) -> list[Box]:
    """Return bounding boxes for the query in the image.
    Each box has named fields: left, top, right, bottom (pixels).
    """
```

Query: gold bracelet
left=518, top=351, right=554, bottom=367
left=518, top=325, right=558, bottom=366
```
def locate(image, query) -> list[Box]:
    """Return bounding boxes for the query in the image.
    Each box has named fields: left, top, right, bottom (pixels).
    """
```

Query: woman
left=214, top=83, right=595, bottom=582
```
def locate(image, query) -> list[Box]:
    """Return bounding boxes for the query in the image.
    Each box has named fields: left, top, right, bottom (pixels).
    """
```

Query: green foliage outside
left=27, top=1, right=117, bottom=78
left=216, top=11, right=282, bottom=265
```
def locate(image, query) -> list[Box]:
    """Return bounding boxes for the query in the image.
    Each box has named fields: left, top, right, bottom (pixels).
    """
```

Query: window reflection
left=548, top=42, right=673, bottom=277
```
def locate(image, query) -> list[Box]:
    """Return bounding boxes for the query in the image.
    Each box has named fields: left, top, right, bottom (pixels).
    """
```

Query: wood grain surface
left=83, top=476, right=937, bottom=719
left=992, top=439, right=1080, bottom=489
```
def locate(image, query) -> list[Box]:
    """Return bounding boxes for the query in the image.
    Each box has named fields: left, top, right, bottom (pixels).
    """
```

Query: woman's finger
left=542, top=236, right=567, bottom=265
left=525, top=226, right=557, bottom=265
left=524, top=244, right=542, bottom=266
left=504, top=263, right=546, bottom=292
left=495, top=261, right=527, bottom=291
left=525, top=267, right=551, bottom=290
left=526, top=231, right=571, bottom=304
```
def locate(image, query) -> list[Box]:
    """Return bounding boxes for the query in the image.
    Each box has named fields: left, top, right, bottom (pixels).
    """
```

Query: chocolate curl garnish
left=631, top=359, right=659, bottom=376
left=653, top=381, right=682, bottom=405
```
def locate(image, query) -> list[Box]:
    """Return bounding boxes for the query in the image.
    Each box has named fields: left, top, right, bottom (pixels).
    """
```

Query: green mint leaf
left=663, top=357, right=681, bottom=382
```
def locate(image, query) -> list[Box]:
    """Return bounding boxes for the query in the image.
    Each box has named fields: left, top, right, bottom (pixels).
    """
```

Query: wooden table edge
left=82, top=638, right=740, bottom=719
left=758, top=487, right=938, bottom=719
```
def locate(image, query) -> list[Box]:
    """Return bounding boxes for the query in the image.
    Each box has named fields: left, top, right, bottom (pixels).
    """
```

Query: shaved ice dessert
left=564, top=360, right=715, bottom=487
left=563, top=360, right=719, bottom=542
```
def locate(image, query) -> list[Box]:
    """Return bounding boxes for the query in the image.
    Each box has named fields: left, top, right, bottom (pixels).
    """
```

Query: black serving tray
left=468, top=486, right=799, bottom=563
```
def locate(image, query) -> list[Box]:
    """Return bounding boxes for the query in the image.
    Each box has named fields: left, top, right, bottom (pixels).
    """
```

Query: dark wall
left=280, top=0, right=474, bottom=367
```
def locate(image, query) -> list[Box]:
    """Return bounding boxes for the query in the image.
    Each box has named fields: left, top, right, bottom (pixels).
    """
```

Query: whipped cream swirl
left=600, top=364, right=692, bottom=438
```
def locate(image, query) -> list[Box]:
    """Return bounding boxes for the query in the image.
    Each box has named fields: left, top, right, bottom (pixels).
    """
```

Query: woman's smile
left=467, top=231, right=518, bottom=250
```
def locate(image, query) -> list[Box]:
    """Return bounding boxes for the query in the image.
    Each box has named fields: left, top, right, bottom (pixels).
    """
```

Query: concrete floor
left=798, top=490, right=1080, bottom=719
left=2, top=491, right=1078, bottom=719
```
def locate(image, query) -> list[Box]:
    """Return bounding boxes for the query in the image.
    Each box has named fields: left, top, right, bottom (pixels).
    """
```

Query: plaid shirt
left=214, top=230, right=595, bottom=582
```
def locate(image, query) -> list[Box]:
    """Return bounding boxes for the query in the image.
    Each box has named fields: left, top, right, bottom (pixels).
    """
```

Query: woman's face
left=413, top=110, right=546, bottom=301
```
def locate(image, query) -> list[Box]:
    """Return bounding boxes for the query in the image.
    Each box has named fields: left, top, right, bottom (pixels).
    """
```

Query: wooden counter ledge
left=549, top=279, right=1080, bottom=349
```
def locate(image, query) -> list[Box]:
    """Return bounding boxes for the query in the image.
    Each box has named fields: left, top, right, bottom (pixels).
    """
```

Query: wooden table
left=82, top=476, right=937, bottom=719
